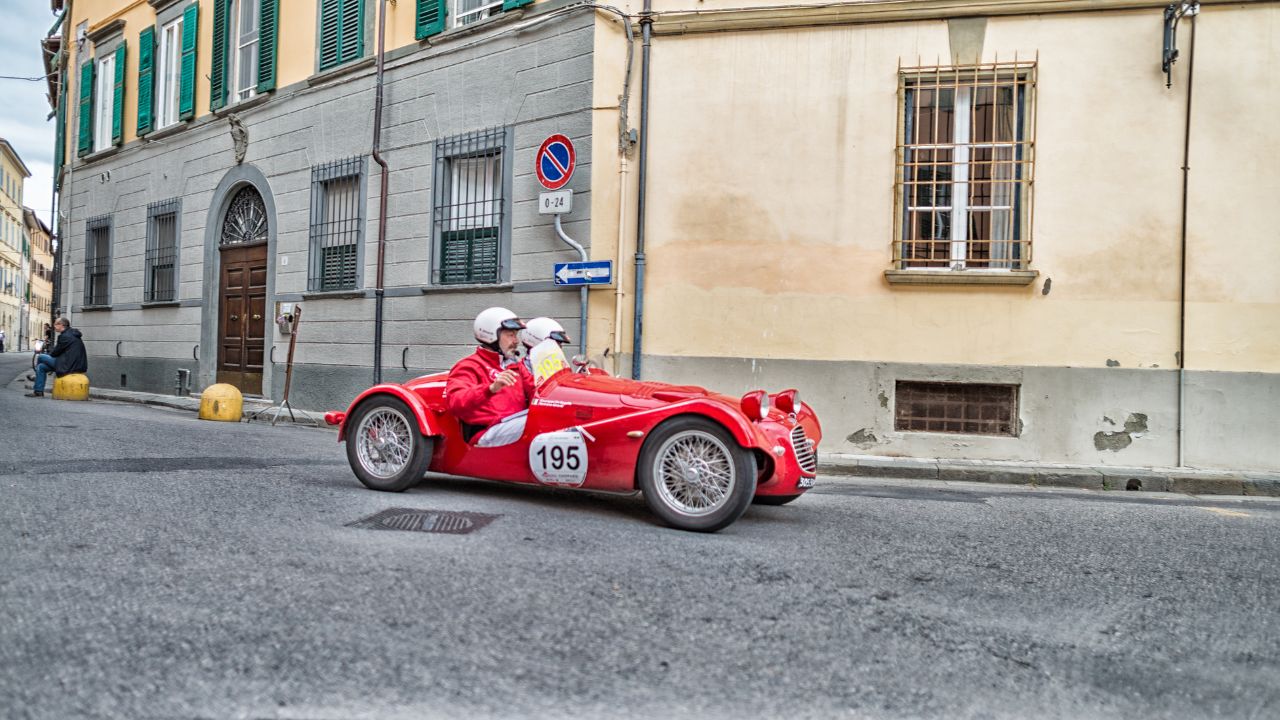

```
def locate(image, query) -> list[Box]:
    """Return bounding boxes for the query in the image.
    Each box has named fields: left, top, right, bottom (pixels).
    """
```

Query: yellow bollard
left=198, top=383, right=243, bottom=422
left=52, top=373, right=90, bottom=401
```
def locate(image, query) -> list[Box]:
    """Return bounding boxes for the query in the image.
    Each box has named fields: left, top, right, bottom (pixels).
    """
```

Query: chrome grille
left=790, top=425, right=817, bottom=474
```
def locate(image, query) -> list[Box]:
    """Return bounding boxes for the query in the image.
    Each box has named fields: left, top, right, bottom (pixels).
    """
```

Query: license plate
left=798, top=475, right=815, bottom=489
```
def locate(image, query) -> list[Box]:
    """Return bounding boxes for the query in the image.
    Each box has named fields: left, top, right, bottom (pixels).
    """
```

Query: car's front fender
left=337, top=384, right=443, bottom=442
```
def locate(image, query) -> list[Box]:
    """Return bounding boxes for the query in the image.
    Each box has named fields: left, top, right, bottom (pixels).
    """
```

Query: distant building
left=25, top=209, right=55, bottom=347
left=0, top=139, right=31, bottom=350
left=43, top=0, right=1280, bottom=472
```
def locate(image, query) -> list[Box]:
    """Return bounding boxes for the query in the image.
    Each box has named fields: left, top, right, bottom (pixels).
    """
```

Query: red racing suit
left=445, top=346, right=535, bottom=427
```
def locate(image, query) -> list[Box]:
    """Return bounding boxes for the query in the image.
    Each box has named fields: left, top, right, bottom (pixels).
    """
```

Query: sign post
left=536, top=134, right=590, bottom=356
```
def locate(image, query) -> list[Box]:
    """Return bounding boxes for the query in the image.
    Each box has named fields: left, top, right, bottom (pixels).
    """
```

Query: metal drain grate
left=347, top=508, right=500, bottom=535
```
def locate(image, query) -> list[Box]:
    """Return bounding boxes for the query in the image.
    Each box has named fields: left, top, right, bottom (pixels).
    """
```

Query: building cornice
left=86, top=18, right=126, bottom=45
left=649, top=0, right=1276, bottom=35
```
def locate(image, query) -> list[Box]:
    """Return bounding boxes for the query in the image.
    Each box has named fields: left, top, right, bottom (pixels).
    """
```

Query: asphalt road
left=1, top=353, right=1278, bottom=720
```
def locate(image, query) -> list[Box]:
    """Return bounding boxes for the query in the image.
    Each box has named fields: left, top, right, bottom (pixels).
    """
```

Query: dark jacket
left=49, top=328, right=88, bottom=375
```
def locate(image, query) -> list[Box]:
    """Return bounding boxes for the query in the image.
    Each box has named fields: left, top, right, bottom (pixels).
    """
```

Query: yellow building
left=0, top=139, right=31, bottom=352
left=25, top=209, right=55, bottom=347
left=45, top=0, right=1280, bottom=471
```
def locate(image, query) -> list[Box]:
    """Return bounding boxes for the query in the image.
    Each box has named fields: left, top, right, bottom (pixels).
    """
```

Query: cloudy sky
left=0, top=2, right=61, bottom=227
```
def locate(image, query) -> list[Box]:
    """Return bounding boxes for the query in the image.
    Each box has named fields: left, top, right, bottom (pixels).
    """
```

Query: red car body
left=327, top=366, right=821, bottom=529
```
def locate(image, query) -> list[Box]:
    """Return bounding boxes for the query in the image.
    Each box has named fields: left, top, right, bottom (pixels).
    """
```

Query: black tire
left=753, top=493, right=802, bottom=506
left=345, top=396, right=434, bottom=492
left=637, top=416, right=757, bottom=532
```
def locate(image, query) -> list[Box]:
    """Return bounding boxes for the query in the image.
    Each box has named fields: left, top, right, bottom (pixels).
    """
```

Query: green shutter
left=111, top=42, right=126, bottom=145
left=179, top=2, right=199, bottom=120
left=256, top=0, right=279, bottom=92
left=502, top=0, right=533, bottom=10
left=319, top=0, right=340, bottom=70
left=54, top=72, right=66, bottom=184
left=210, top=0, right=229, bottom=111
left=77, top=62, right=94, bottom=157
left=320, top=0, right=364, bottom=71
left=416, top=0, right=445, bottom=39
left=340, top=0, right=365, bottom=62
left=137, top=26, right=155, bottom=134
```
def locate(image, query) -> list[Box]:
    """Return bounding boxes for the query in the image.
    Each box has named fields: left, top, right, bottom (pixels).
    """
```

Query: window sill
left=77, top=145, right=123, bottom=166
left=307, top=57, right=376, bottom=88
left=302, top=289, right=365, bottom=300
left=213, top=92, right=272, bottom=119
left=421, top=282, right=512, bottom=295
left=141, top=120, right=193, bottom=143
left=80, top=304, right=112, bottom=312
left=142, top=300, right=180, bottom=308
left=884, top=269, right=1039, bottom=286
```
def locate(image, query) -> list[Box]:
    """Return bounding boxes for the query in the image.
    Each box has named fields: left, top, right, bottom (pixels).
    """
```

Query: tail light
left=775, top=389, right=801, bottom=415
left=740, top=390, right=770, bottom=421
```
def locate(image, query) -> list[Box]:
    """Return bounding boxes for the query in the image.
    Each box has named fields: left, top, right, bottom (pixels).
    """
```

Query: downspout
left=371, top=0, right=390, bottom=385
left=632, top=0, right=652, bottom=380
left=1175, top=9, right=1197, bottom=468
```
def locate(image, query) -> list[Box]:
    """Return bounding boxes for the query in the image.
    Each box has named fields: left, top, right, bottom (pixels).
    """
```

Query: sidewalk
left=12, top=370, right=1279, bottom=497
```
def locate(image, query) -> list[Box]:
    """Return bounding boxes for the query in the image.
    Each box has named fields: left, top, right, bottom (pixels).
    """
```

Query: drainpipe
left=1175, top=9, right=1198, bottom=468
left=371, top=0, right=390, bottom=385
left=553, top=215, right=588, bottom=353
left=632, top=0, right=652, bottom=380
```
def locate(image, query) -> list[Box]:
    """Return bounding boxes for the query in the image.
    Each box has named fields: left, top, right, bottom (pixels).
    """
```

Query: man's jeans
left=33, top=354, right=55, bottom=393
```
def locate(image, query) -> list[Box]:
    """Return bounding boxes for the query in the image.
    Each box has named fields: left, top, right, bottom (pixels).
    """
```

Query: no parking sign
left=535, top=134, right=576, bottom=190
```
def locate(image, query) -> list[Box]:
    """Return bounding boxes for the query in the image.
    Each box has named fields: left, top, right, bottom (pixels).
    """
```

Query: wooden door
left=217, top=243, right=268, bottom=395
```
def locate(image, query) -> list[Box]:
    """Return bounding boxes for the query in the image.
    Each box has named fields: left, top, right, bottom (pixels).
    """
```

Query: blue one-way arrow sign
left=554, top=260, right=613, bottom=286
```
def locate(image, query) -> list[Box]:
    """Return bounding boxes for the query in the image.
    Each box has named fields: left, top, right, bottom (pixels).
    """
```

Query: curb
left=818, top=454, right=1280, bottom=498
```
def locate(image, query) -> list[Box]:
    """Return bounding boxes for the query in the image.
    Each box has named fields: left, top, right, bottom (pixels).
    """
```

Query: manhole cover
left=347, top=508, right=500, bottom=535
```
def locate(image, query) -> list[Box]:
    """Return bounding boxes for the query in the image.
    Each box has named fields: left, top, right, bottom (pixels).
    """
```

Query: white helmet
left=519, top=316, right=571, bottom=348
left=473, top=307, right=525, bottom=345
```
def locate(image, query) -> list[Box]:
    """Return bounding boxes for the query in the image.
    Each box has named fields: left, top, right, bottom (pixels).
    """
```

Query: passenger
left=519, top=317, right=571, bottom=374
left=446, top=307, right=535, bottom=447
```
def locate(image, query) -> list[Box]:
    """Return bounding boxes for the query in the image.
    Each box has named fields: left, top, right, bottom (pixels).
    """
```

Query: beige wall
left=628, top=3, right=1279, bottom=374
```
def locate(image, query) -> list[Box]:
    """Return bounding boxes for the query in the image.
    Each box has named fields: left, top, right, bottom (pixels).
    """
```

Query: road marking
left=1198, top=507, right=1251, bottom=518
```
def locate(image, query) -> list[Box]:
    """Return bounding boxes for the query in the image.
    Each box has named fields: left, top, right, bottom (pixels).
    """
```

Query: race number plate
left=798, top=475, right=815, bottom=489
left=529, top=430, right=588, bottom=487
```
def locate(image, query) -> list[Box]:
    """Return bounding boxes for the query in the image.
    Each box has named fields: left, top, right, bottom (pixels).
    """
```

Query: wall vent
left=895, top=381, right=1019, bottom=436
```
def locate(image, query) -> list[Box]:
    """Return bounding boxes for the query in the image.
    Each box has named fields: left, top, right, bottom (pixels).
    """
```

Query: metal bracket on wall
left=192, top=344, right=199, bottom=361
left=402, top=347, right=408, bottom=371
left=269, top=346, right=276, bottom=364
left=115, top=341, right=121, bottom=357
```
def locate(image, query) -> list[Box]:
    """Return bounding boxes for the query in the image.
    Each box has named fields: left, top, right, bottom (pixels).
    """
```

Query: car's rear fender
left=338, top=385, right=442, bottom=441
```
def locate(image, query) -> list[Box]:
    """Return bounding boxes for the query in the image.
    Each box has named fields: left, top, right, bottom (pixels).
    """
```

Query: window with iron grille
left=896, top=60, right=1035, bottom=270
left=308, top=156, right=365, bottom=292
left=895, top=381, right=1019, bottom=436
left=432, top=127, right=510, bottom=286
left=84, top=215, right=112, bottom=306
left=145, top=198, right=180, bottom=303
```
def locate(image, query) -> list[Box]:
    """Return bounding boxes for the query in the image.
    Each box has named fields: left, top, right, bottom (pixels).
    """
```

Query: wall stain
left=1094, top=412, right=1149, bottom=452
left=1041, top=277, right=1052, bottom=296
left=848, top=429, right=879, bottom=446
left=877, top=390, right=889, bottom=409
left=1106, top=359, right=1121, bottom=367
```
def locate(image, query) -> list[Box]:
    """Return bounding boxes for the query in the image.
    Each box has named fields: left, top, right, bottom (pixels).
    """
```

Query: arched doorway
left=216, top=185, right=269, bottom=394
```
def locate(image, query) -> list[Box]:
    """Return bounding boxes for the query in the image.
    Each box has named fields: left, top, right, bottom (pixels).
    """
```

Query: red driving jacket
left=445, top=346, right=535, bottom=427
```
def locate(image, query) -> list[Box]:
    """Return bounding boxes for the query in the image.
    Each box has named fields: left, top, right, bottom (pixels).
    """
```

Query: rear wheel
left=345, top=396, right=433, bottom=492
left=753, top=493, right=802, bottom=506
left=638, top=416, right=756, bottom=532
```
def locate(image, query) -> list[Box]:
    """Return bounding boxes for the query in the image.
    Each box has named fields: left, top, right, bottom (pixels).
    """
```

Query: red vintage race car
left=325, top=345, right=821, bottom=532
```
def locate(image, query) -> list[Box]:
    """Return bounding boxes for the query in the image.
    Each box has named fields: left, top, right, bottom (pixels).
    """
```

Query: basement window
left=895, top=381, right=1019, bottom=436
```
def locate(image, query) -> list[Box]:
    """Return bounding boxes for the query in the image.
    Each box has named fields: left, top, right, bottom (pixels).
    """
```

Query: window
left=308, top=157, right=364, bottom=292
left=84, top=215, right=111, bottom=306
left=230, top=0, right=260, bottom=101
left=145, top=199, right=180, bottom=303
left=895, top=381, right=1019, bottom=436
left=93, top=53, right=115, bottom=152
left=156, top=15, right=184, bottom=128
left=453, top=0, right=503, bottom=27
left=896, top=61, right=1035, bottom=270
left=318, top=0, right=366, bottom=72
left=432, top=127, right=509, bottom=285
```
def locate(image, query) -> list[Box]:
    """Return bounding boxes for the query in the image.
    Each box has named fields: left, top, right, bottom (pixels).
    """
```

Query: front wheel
left=638, top=416, right=757, bottom=532
left=345, top=396, right=434, bottom=492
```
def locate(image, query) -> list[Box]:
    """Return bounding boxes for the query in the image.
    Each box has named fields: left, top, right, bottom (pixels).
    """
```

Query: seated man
left=27, top=317, right=87, bottom=398
left=446, top=307, right=535, bottom=447
left=519, top=317, right=572, bottom=374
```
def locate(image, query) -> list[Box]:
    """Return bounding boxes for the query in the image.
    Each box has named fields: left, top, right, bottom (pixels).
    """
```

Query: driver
left=446, top=307, right=535, bottom=447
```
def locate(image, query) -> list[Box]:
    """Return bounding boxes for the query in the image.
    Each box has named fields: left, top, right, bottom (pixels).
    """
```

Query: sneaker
left=24, top=391, right=44, bottom=398
left=25, top=374, right=34, bottom=381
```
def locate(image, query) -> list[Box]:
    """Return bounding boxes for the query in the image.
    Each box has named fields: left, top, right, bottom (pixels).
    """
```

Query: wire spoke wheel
left=655, top=431, right=735, bottom=516
left=345, top=396, right=433, bottom=493
left=638, top=417, right=757, bottom=532
left=356, top=408, right=414, bottom=479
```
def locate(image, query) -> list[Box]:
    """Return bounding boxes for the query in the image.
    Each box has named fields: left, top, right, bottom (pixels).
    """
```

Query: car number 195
left=529, top=430, right=589, bottom=487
